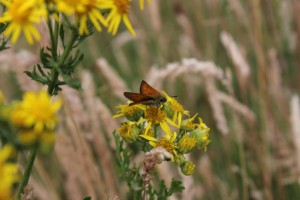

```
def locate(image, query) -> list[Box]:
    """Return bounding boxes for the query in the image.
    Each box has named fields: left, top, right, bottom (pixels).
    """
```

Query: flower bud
left=117, top=122, right=140, bottom=143
left=189, top=120, right=210, bottom=151
left=180, top=161, right=195, bottom=176
left=173, top=154, right=186, bottom=166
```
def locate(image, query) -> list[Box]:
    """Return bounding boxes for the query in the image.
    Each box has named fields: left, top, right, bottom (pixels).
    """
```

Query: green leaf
left=82, top=196, right=91, bottom=200
left=59, top=24, right=65, bottom=48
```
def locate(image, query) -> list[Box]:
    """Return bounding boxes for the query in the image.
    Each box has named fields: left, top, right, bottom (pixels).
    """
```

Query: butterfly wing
left=140, top=80, right=161, bottom=97
left=124, top=92, right=154, bottom=105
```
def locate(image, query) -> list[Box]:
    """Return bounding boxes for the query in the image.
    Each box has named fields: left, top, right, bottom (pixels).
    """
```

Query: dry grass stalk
left=148, top=0, right=161, bottom=32
left=198, top=155, right=214, bottom=190
left=21, top=186, right=34, bottom=200
left=292, top=0, right=300, bottom=39
left=205, top=76, right=229, bottom=135
left=175, top=4, right=201, bottom=58
left=110, top=32, right=141, bottom=76
left=32, top=157, right=61, bottom=199
left=232, top=112, right=249, bottom=199
left=267, top=49, right=283, bottom=100
left=217, top=91, right=256, bottom=124
left=81, top=70, right=118, bottom=197
left=0, top=49, right=40, bottom=92
left=29, top=178, right=56, bottom=200
left=54, top=132, right=84, bottom=200
left=220, top=31, right=250, bottom=88
left=95, top=58, right=130, bottom=100
left=281, top=1, right=297, bottom=51
left=61, top=87, right=89, bottom=129
left=267, top=116, right=297, bottom=186
left=147, top=58, right=225, bottom=86
left=290, top=94, right=300, bottom=183
left=63, top=111, right=99, bottom=199
left=95, top=97, right=118, bottom=148
left=216, top=177, right=238, bottom=200
left=227, top=0, right=249, bottom=27
left=61, top=85, right=112, bottom=199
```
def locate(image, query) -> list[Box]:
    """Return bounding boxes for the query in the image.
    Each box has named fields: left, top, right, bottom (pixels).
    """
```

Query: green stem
left=53, top=20, right=59, bottom=57
left=17, top=148, right=37, bottom=200
left=47, top=19, right=55, bottom=55
left=47, top=70, right=59, bottom=95
left=48, top=29, right=77, bottom=95
left=58, top=31, right=77, bottom=65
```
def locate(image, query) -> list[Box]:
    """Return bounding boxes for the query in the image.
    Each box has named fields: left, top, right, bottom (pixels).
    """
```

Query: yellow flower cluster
left=0, top=0, right=152, bottom=44
left=114, top=91, right=210, bottom=176
left=0, top=145, right=19, bottom=200
left=10, top=90, right=61, bottom=153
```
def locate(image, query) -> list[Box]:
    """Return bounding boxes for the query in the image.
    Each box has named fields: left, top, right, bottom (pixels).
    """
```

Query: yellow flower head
left=140, top=127, right=154, bottom=137
left=139, top=0, right=151, bottom=10
left=54, top=0, right=107, bottom=35
left=139, top=105, right=177, bottom=136
left=101, top=0, right=136, bottom=36
left=18, top=129, right=56, bottom=151
left=0, top=0, right=47, bottom=44
left=113, top=102, right=145, bottom=121
left=0, top=146, right=19, bottom=200
left=140, top=131, right=178, bottom=156
left=162, top=91, right=189, bottom=128
left=117, top=121, right=140, bottom=143
left=177, top=133, right=196, bottom=154
left=180, top=113, right=198, bottom=131
left=190, top=118, right=210, bottom=151
left=11, top=90, right=62, bottom=133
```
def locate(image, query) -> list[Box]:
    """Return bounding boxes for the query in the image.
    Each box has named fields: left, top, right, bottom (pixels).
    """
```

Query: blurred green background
left=1, top=0, right=300, bottom=199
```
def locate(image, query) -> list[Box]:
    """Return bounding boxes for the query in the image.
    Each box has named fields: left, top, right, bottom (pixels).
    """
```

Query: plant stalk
left=17, top=148, right=37, bottom=200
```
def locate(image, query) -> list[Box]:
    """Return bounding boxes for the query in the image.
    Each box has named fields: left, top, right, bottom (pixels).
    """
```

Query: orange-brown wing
left=124, top=92, right=153, bottom=102
left=140, top=80, right=161, bottom=97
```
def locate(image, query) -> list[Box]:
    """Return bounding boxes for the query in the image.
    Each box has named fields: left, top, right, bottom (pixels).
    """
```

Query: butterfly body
left=124, top=80, right=167, bottom=106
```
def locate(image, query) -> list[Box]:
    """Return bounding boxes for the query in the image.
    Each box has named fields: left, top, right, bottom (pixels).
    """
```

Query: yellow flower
left=140, top=127, right=154, bottom=137
left=190, top=118, right=210, bottom=151
left=180, top=113, right=198, bottom=131
left=54, top=0, right=107, bottom=35
left=140, top=131, right=178, bottom=156
left=101, top=0, right=135, bottom=36
left=11, top=90, right=62, bottom=133
left=0, top=0, right=47, bottom=44
left=138, top=106, right=177, bottom=136
left=162, top=91, right=189, bottom=128
left=117, top=121, right=140, bottom=143
left=0, top=146, right=19, bottom=200
left=139, top=0, right=151, bottom=10
left=113, top=102, right=145, bottom=121
left=18, top=129, right=56, bottom=149
left=177, top=133, right=197, bottom=154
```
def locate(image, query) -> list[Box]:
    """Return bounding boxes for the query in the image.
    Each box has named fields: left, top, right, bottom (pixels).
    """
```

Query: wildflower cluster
left=0, top=145, right=19, bottom=200
left=0, top=90, right=61, bottom=198
left=0, top=0, right=152, bottom=45
left=1, top=90, right=61, bottom=152
left=114, top=91, right=210, bottom=176
left=10, top=90, right=62, bottom=153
